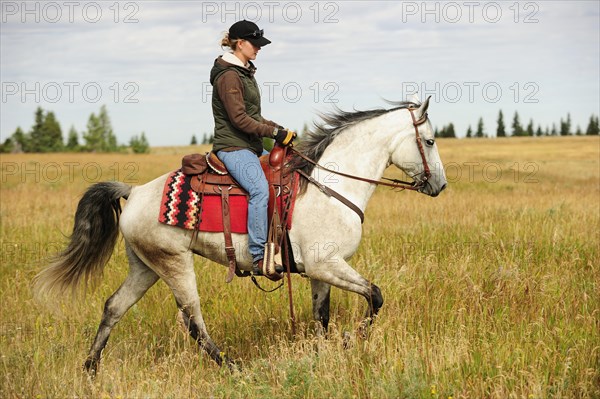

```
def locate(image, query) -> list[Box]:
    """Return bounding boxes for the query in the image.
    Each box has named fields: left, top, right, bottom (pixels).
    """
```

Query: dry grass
left=1, top=137, right=598, bottom=398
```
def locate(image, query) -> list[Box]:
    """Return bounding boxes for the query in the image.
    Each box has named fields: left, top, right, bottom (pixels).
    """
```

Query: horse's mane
left=291, top=101, right=419, bottom=192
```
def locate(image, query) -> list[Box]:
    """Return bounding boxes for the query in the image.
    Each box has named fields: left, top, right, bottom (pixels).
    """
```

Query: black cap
left=229, top=20, right=271, bottom=47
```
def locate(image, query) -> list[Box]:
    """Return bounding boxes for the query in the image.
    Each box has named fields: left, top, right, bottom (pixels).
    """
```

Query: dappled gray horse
left=34, top=97, right=446, bottom=373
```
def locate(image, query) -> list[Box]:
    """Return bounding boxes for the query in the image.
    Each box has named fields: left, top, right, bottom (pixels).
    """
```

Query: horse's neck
left=314, top=113, right=405, bottom=210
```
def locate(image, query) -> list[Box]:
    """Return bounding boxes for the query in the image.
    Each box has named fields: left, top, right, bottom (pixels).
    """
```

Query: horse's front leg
left=310, top=279, right=331, bottom=336
left=305, top=258, right=384, bottom=336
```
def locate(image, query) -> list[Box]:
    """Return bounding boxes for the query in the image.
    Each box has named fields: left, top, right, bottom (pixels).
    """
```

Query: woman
left=210, top=20, right=295, bottom=279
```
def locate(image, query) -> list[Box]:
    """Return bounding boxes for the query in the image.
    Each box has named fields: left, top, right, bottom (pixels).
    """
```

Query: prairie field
left=0, top=136, right=598, bottom=398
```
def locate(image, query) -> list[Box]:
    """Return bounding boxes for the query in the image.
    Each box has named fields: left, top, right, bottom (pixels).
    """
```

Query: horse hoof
left=83, top=358, right=98, bottom=378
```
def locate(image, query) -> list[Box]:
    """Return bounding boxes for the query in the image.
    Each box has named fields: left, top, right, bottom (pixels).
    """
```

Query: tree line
left=435, top=110, right=599, bottom=138
left=1, top=106, right=150, bottom=153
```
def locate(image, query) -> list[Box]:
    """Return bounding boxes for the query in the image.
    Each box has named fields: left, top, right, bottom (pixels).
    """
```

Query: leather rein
left=291, top=107, right=432, bottom=223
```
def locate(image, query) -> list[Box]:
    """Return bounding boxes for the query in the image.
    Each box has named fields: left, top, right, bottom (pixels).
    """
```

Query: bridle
left=290, top=106, right=433, bottom=223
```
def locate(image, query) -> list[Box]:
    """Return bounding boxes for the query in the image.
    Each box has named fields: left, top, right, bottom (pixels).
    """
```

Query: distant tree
left=560, top=113, right=572, bottom=136
left=66, top=126, right=79, bottom=151
left=130, top=132, right=150, bottom=153
left=551, top=123, right=558, bottom=136
left=83, top=113, right=103, bottom=152
left=535, top=125, right=543, bottom=137
left=475, top=117, right=485, bottom=138
left=28, top=107, right=45, bottom=152
left=190, top=135, right=198, bottom=145
left=434, top=126, right=440, bottom=138
left=40, top=111, right=63, bottom=152
left=586, top=115, right=599, bottom=135
left=526, top=119, right=534, bottom=136
left=575, top=125, right=582, bottom=135
left=466, top=125, right=473, bottom=138
left=98, top=105, right=117, bottom=151
left=496, top=110, right=506, bottom=137
left=445, top=123, right=456, bottom=138
left=512, top=112, right=524, bottom=136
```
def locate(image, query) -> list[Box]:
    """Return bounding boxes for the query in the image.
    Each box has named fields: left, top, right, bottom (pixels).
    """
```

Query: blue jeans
left=216, top=149, right=268, bottom=263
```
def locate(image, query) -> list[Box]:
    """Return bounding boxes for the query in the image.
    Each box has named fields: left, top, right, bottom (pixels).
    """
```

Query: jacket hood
left=209, top=56, right=256, bottom=85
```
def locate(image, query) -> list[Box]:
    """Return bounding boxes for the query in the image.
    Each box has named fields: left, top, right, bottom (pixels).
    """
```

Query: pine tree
left=98, top=105, right=117, bottom=151
left=535, top=125, right=543, bottom=137
left=551, top=123, right=558, bottom=136
left=12, top=126, right=28, bottom=152
left=445, top=123, right=456, bottom=138
left=190, top=135, right=198, bottom=145
left=40, top=111, right=63, bottom=152
left=130, top=132, right=150, bottom=153
left=29, top=107, right=45, bottom=152
left=466, top=125, right=473, bottom=138
left=83, top=113, right=103, bottom=152
left=512, top=112, right=524, bottom=136
left=496, top=110, right=506, bottom=137
left=526, top=119, right=534, bottom=136
left=586, top=115, right=599, bottom=135
left=476, top=117, right=485, bottom=138
left=66, top=126, right=79, bottom=151
left=560, top=113, right=572, bottom=136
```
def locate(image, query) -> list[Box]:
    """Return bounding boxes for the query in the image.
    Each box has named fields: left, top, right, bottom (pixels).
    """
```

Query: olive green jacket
left=210, top=55, right=278, bottom=155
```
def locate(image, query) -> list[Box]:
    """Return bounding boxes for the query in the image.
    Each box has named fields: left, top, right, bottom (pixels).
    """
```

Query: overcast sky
left=1, top=1, right=599, bottom=146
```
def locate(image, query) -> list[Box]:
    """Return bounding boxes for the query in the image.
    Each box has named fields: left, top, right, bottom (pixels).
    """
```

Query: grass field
left=1, top=137, right=598, bottom=398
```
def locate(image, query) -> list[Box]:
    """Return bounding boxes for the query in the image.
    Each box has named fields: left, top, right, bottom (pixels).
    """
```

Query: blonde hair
left=220, top=32, right=240, bottom=51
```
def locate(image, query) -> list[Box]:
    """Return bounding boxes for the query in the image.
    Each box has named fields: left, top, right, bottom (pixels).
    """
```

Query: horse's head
left=389, top=96, right=447, bottom=197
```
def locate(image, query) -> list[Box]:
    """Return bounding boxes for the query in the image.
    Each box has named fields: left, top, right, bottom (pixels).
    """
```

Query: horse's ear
left=408, top=92, right=421, bottom=104
left=416, top=95, right=431, bottom=118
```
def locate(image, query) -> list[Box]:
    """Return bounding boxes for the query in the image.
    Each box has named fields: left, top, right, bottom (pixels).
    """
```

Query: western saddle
left=181, top=144, right=295, bottom=283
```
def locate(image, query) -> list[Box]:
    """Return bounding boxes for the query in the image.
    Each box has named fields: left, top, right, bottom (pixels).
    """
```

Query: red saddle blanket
left=158, top=170, right=298, bottom=233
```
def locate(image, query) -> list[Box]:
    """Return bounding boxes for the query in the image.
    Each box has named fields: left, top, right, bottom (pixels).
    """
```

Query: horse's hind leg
left=84, top=244, right=159, bottom=375
left=156, top=254, right=233, bottom=368
left=310, top=279, right=331, bottom=336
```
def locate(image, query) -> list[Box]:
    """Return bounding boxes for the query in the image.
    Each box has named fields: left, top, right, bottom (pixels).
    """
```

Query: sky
left=1, top=0, right=599, bottom=146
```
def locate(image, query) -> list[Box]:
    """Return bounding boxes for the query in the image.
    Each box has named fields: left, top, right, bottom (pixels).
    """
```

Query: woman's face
left=238, top=40, right=261, bottom=62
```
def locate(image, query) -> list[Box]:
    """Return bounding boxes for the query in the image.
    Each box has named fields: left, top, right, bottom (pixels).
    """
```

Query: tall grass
left=1, top=137, right=598, bottom=398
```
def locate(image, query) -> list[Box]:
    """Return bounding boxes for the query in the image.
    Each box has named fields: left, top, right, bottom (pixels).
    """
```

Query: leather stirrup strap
left=220, top=186, right=237, bottom=283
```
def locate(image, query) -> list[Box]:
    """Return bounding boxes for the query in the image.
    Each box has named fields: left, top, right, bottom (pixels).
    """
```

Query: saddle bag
left=181, top=153, right=208, bottom=175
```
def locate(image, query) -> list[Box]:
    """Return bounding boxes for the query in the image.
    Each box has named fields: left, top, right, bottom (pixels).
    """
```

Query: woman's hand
left=274, top=128, right=297, bottom=146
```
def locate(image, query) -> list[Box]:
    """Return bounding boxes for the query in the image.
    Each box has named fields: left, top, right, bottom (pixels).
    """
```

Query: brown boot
left=252, top=259, right=283, bottom=282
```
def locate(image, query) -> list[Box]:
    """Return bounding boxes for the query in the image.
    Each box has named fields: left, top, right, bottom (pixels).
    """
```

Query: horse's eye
left=425, top=139, right=435, bottom=146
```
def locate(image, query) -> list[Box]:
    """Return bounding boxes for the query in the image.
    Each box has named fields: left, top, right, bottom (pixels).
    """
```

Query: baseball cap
left=229, top=20, right=271, bottom=47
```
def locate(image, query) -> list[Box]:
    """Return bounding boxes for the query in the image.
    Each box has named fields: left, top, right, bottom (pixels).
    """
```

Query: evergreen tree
left=130, top=132, right=150, bottom=153
left=526, top=119, right=534, bottom=136
left=98, top=105, right=117, bottom=151
left=445, top=123, right=456, bottom=138
left=434, top=126, right=440, bottom=138
left=83, top=113, right=103, bottom=152
left=551, top=123, right=558, bottom=136
left=11, top=126, right=27, bottom=152
left=466, top=125, right=473, bottom=138
left=29, top=107, right=45, bottom=152
left=512, top=112, right=524, bottom=136
left=535, top=125, right=543, bottom=137
left=190, top=135, right=198, bottom=145
left=575, top=125, right=582, bottom=135
left=66, top=126, right=79, bottom=151
left=475, top=117, right=485, bottom=138
left=586, top=115, right=599, bottom=135
left=496, top=110, right=506, bottom=137
left=560, top=113, right=572, bottom=136
left=40, top=111, right=63, bottom=152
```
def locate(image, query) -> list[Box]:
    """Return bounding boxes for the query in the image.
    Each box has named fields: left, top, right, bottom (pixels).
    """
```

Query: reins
left=290, top=107, right=432, bottom=221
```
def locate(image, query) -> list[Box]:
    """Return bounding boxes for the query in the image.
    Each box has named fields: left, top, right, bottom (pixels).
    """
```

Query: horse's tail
left=33, top=181, right=132, bottom=298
